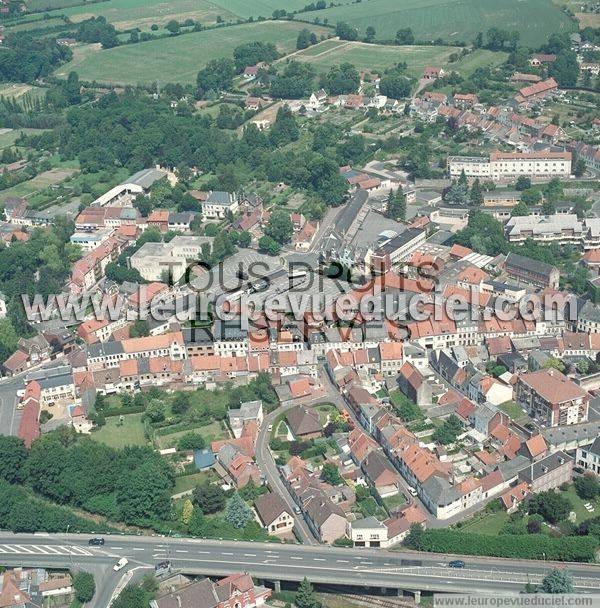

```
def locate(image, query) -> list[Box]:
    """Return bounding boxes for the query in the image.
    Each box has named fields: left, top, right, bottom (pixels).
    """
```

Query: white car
left=407, top=486, right=417, bottom=497
left=113, top=558, right=129, bottom=572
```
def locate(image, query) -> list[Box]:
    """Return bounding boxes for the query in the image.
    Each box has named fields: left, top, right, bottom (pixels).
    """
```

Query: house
left=575, top=436, right=600, bottom=475
left=500, top=481, right=530, bottom=513
left=228, top=400, right=263, bottom=439
left=202, top=191, right=239, bottom=220
left=150, top=573, right=271, bottom=608
left=362, top=450, right=400, bottom=497
left=286, top=405, right=322, bottom=440
left=529, top=53, right=556, bottom=67
left=39, top=574, right=73, bottom=598
left=397, top=362, right=430, bottom=406
left=515, top=369, right=588, bottom=426
left=303, top=492, right=347, bottom=543
left=308, top=89, right=327, bottom=110
left=423, top=67, right=444, bottom=80
left=348, top=516, right=389, bottom=548
left=518, top=450, right=573, bottom=492
left=254, top=492, right=294, bottom=535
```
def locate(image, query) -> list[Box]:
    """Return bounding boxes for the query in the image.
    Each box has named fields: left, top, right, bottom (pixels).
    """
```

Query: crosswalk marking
left=0, top=544, right=92, bottom=556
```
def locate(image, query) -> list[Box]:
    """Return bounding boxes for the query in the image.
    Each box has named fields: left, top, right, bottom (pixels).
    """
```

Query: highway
left=0, top=533, right=598, bottom=598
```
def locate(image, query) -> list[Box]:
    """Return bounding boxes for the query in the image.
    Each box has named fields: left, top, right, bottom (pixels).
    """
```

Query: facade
left=515, top=369, right=588, bottom=426
left=504, top=252, right=559, bottom=288
left=449, top=151, right=571, bottom=180
left=576, top=437, right=600, bottom=475
left=202, top=191, right=239, bottom=220
left=518, top=451, right=573, bottom=492
left=254, top=492, right=295, bottom=535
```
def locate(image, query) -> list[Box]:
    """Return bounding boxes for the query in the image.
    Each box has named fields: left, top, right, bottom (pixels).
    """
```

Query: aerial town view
left=0, top=0, right=599, bottom=606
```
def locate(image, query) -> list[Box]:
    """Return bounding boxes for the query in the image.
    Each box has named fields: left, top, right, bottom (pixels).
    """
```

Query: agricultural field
left=294, top=41, right=461, bottom=78
left=25, top=0, right=94, bottom=11
left=300, top=0, right=575, bottom=47
left=0, top=84, right=46, bottom=101
left=0, top=167, right=77, bottom=201
left=39, top=0, right=237, bottom=29
left=211, top=0, right=311, bottom=19
left=56, top=21, right=331, bottom=85
left=0, top=128, right=48, bottom=150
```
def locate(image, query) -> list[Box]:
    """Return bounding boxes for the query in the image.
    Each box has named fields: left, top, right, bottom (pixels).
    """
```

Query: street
left=0, top=375, right=24, bottom=436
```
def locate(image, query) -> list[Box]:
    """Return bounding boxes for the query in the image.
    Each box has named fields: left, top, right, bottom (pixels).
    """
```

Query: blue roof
left=194, top=448, right=215, bottom=470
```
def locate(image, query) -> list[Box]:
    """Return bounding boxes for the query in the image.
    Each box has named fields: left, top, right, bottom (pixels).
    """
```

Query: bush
left=404, top=528, right=597, bottom=562
left=73, top=571, right=95, bottom=603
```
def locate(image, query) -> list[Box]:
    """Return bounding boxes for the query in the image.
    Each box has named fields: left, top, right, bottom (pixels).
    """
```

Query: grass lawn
left=40, top=0, right=237, bottom=29
left=460, top=511, right=510, bottom=535
left=155, top=420, right=227, bottom=450
left=56, top=21, right=331, bottom=85
left=315, top=403, right=336, bottom=425
left=0, top=128, right=49, bottom=150
left=383, top=493, right=407, bottom=511
left=559, top=484, right=600, bottom=524
left=498, top=400, right=526, bottom=421
left=300, top=0, right=574, bottom=47
left=452, top=49, right=509, bottom=76
left=92, top=413, right=148, bottom=449
left=295, top=41, right=461, bottom=79
left=294, top=39, right=348, bottom=57
left=0, top=168, right=77, bottom=201
left=173, top=469, right=216, bottom=494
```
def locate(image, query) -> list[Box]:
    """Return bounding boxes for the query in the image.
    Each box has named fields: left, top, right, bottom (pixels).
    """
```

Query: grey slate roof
left=519, top=450, right=572, bottom=484
left=421, top=475, right=460, bottom=506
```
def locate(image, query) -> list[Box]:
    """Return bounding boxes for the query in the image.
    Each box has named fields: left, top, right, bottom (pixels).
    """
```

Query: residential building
left=518, top=450, right=573, bottom=491
left=254, top=492, right=294, bottom=535
left=504, top=252, right=559, bottom=288
left=515, top=369, right=588, bottom=426
left=202, top=191, right=239, bottom=220
left=576, top=437, right=600, bottom=474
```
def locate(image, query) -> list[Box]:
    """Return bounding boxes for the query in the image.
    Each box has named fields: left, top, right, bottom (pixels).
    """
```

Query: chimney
left=558, top=457, right=564, bottom=465
left=547, top=369, right=553, bottom=376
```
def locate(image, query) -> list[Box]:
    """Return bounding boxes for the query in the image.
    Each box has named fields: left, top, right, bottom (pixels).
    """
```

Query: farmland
left=56, top=21, right=332, bottom=85
left=294, top=41, right=504, bottom=79
left=300, top=0, right=575, bottom=47
left=211, top=0, right=312, bottom=19
left=40, top=0, right=237, bottom=29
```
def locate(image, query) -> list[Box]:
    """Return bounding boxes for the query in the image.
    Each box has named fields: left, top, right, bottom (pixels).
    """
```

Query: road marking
left=13, top=545, right=35, bottom=554
left=132, top=548, right=145, bottom=552
left=197, top=551, right=210, bottom=554
left=222, top=552, right=234, bottom=556
left=290, top=557, right=302, bottom=560
left=337, top=560, right=349, bottom=563
left=175, top=550, right=188, bottom=553
left=313, top=558, right=326, bottom=561
left=112, top=546, right=124, bottom=550
left=40, top=546, right=61, bottom=554
left=244, top=553, right=256, bottom=557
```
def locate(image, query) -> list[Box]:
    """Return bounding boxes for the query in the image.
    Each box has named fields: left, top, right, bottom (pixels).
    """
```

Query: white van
left=113, top=558, right=129, bottom=572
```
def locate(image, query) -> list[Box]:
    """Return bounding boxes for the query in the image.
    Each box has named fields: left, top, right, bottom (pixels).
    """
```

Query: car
left=155, top=560, right=171, bottom=575
left=113, top=558, right=129, bottom=572
left=267, top=424, right=273, bottom=432
left=88, top=538, right=105, bottom=546
left=294, top=506, right=302, bottom=514
left=407, top=486, right=417, bottom=496
left=448, top=560, right=465, bottom=568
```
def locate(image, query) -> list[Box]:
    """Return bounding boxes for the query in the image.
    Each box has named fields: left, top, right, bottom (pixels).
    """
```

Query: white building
left=202, top=191, right=239, bottom=220
left=575, top=437, right=600, bottom=475
left=449, top=151, right=571, bottom=180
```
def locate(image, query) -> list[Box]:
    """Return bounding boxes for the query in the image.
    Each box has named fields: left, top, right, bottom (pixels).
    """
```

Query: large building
left=448, top=151, right=571, bottom=181
left=515, top=369, right=589, bottom=426
left=202, top=191, right=239, bottom=220
left=506, top=215, right=600, bottom=249
left=504, top=252, right=559, bottom=289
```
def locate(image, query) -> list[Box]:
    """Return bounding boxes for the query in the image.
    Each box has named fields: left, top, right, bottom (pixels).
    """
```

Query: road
left=255, top=404, right=317, bottom=545
left=0, top=533, right=598, bottom=598
left=0, top=375, right=24, bottom=436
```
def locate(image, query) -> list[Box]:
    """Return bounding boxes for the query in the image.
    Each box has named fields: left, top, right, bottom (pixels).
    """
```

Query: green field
left=25, top=0, right=95, bottom=11
left=211, top=0, right=312, bottom=19
left=295, top=41, right=460, bottom=78
left=0, top=168, right=77, bottom=201
left=0, top=128, right=49, bottom=150
left=155, top=420, right=227, bottom=450
left=56, top=21, right=331, bottom=85
left=92, top=413, right=148, bottom=448
left=300, top=0, right=575, bottom=47
left=461, top=511, right=510, bottom=535
left=40, top=0, right=236, bottom=29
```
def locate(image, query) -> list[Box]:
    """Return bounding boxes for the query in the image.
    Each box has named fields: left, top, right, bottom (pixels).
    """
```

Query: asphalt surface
left=0, top=375, right=24, bottom=437
left=0, top=533, right=598, bottom=599
left=255, top=404, right=317, bottom=545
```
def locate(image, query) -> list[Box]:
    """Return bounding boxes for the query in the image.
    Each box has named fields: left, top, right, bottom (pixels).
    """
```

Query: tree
left=511, top=202, right=529, bottom=217
left=540, top=569, right=574, bottom=593
left=295, top=577, right=322, bottom=608
left=233, top=41, right=278, bottom=72
left=574, top=157, right=586, bottom=178
left=574, top=475, right=600, bottom=500
left=269, top=105, right=300, bottom=146
left=395, top=28, right=414, bottom=45
left=171, top=392, right=191, bottom=415
left=270, top=61, right=315, bottom=99
left=196, top=58, right=236, bottom=96
left=469, top=178, right=483, bottom=206
left=237, top=231, right=251, bottom=247
left=528, top=491, right=571, bottom=525
left=432, top=414, right=462, bottom=445
left=386, top=189, right=406, bottom=221
left=515, top=176, right=531, bottom=191
left=321, top=63, right=360, bottom=95
left=165, top=20, right=180, bottom=34
left=364, top=26, right=376, bottom=43
left=549, top=50, right=580, bottom=87
left=335, top=21, right=358, bottom=41
left=320, top=462, right=343, bottom=486
left=0, top=436, right=28, bottom=484
left=177, top=432, right=206, bottom=451
left=193, top=482, right=226, bottom=514
left=73, top=571, right=95, bottom=603
left=130, top=319, right=149, bottom=338
left=181, top=498, right=194, bottom=525
left=297, top=29, right=314, bottom=50
left=0, top=318, right=19, bottom=364
left=379, top=74, right=412, bottom=99
left=188, top=506, right=206, bottom=535
left=111, top=586, right=148, bottom=608
left=225, top=491, right=253, bottom=528
left=264, top=209, right=293, bottom=244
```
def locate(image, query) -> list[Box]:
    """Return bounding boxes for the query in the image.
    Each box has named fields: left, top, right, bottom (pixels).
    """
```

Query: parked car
left=448, top=560, right=465, bottom=568
left=88, top=538, right=105, bottom=546
left=407, top=486, right=417, bottom=497
left=113, top=558, right=129, bottom=572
